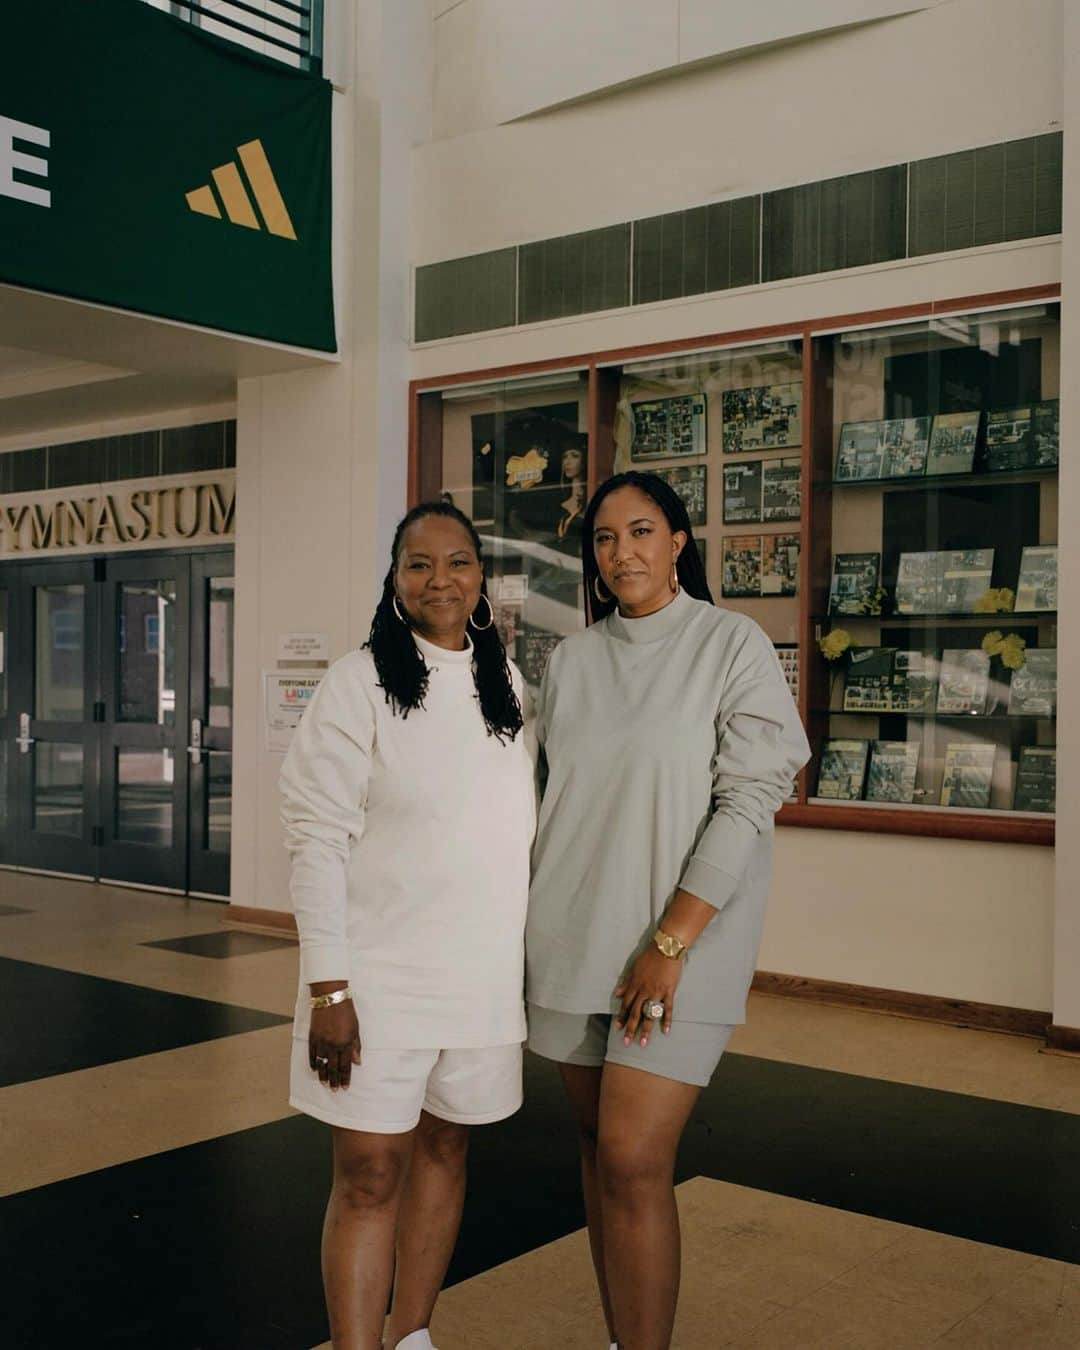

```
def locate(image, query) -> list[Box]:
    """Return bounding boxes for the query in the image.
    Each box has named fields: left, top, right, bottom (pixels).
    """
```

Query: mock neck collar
left=413, top=631, right=474, bottom=667
left=604, top=588, right=695, bottom=644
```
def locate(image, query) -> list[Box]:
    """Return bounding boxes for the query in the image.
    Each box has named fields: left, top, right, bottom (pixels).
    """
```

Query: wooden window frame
left=409, top=282, right=1059, bottom=846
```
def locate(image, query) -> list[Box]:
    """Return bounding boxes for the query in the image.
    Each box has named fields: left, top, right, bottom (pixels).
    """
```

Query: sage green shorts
left=526, top=1003, right=733, bottom=1088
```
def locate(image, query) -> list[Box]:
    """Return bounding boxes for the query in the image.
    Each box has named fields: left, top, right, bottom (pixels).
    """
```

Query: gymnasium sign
left=0, top=471, right=235, bottom=558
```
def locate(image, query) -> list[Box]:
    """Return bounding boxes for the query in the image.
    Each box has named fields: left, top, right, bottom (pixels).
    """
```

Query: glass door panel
left=188, top=553, right=234, bottom=896
left=15, top=561, right=97, bottom=876
left=97, top=557, right=189, bottom=890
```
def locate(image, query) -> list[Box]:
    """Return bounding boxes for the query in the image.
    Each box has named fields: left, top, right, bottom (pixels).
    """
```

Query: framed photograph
left=761, top=533, right=799, bottom=596
left=1008, top=649, right=1056, bottom=717
left=983, top=406, right=1033, bottom=473
left=894, top=651, right=939, bottom=714
left=880, top=417, right=932, bottom=478
left=630, top=394, right=706, bottom=460
left=1015, top=546, right=1057, bottom=612
left=518, top=624, right=563, bottom=688
left=655, top=464, right=707, bottom=526
left=940, top=549, right=994, bottom=613
left=761, top=457, right=801, bottom=522
left=721, top=382, right=801, bottom=453
left=1032, top=400, right=1059, bottom=468
left=721, top=535, right=762, bottom=597
left=1013, top=746, right=1056, bottom=813
left=926, top=410, right=980, bottom=476
left=722, top=460, right=763, bottom=525
left=937, top=650, right=991, bottom=716
left=843, top=647, right=900, bottom=713
left=940, top=742, right=995, bottom=808
left=774, top=643, right=800, bottom=701
left=866, top=741, right=920, bottom=803
left=829, top=553, right=880, bottom=616
left=817, top=738, right=870, bottom=800
left=835, top=421, right=886, bottom=481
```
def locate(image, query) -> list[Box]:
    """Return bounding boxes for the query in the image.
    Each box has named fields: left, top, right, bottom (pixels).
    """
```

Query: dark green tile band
left=414, top=132, right=1062, bottom=342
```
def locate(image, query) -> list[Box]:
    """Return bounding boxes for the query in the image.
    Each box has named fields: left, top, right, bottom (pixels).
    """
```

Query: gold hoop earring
left=392, top=595, right=409, bottom=625
left=593, top=575, right=612, bottom=604
left=670, top=558, right=681, bottom=596
left=468, top=593, right=494, bottom=631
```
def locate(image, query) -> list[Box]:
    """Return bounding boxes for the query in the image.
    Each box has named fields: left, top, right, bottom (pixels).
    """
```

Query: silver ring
left=644, top=1000, right=665, bottom=1021
left=315, top=1055, right=330, bottom=1067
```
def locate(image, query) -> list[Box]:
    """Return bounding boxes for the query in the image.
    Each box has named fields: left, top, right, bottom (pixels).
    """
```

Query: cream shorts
left=527, top=1004, right=732, bottom=1088
left=290, top=1038, right=524, bottom=1134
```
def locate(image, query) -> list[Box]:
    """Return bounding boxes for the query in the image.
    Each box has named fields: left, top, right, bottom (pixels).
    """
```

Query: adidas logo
left=185, top=139, right=296, bottom=240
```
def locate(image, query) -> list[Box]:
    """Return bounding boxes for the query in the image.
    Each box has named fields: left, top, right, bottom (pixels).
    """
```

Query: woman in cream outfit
left=280, top=502, right=535, bottom=1350
left=527, top=471, right=810, bottom=1350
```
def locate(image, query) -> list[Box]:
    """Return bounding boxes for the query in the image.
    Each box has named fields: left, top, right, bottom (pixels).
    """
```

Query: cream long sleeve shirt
left=526, top=590, right=810, bottom=1026
left=279, top=635, right=535, bottom=1049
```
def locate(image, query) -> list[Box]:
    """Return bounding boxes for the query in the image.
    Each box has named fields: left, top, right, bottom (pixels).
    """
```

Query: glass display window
left=807, top=303, right=1058, bottom=825
left=600, top=340, right=804, bottom=647
left=415, top=370, right=589, bottom=689
left=411, top=288, right=1059, bottom=839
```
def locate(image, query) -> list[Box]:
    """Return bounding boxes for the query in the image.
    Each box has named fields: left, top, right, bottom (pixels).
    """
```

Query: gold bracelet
left=653, top=929, right=687, bottom=960
left=310, top=987, right=352, bottom=1010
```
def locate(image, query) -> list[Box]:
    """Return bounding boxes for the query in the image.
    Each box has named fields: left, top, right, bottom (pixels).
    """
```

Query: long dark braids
left=366, top=501, right=524, bottom=743
left=581, top=471, right=713, bottom=621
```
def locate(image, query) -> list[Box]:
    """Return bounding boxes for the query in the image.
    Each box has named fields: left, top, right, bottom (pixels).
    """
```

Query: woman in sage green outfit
left=526, top=471, right=810, bottom=1350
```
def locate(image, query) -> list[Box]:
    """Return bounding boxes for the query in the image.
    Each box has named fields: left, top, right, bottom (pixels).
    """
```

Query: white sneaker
left=394, top=1332, right=437, bottom=1350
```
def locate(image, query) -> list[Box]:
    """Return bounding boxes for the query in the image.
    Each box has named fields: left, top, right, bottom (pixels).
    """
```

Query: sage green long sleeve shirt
left=526, top=590, right=810, bottom=1026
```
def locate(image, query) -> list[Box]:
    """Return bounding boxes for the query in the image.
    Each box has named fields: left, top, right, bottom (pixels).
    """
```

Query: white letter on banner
left=0, top=115, right=50, bottom=208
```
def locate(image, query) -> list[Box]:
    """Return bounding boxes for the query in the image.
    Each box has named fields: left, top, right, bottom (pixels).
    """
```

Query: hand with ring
left=614, top=942, right=684, bottom=1047
left=308, top=983, right=362, bottom=1091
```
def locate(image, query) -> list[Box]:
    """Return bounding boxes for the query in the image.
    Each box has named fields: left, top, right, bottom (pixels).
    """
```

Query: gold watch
left=653, top=928, right=687, bottom=960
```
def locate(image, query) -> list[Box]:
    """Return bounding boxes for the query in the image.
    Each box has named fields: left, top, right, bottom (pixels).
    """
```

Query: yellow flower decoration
left=819, top=628, right=852, bottom=661
left=982, top=630, right=1026, bottom=669
left=974, top=587, right=1015, bottom=613
left=1000, top=635, right=1027, bottom=671
left=981, top=630, right=1004, bottom=657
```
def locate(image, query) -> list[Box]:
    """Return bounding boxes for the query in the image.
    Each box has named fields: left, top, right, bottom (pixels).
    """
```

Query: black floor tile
left=142, top=930, right=297, bottom=960
left=3, top=1051, right=1080, bottom=1347
left=0, top=956, right=289, bottom=1087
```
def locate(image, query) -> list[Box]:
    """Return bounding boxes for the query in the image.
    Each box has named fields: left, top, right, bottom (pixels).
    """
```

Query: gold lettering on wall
left=0, top=476, right=236, bottom=556
left=29, top=503, right=54, bottom=549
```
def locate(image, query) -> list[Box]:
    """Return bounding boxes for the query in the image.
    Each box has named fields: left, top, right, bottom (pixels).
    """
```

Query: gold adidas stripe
left=237, top=139, right=297, bottom=241
left=185, top=185, right=221, bottom=219
left=211, top=162, right=260, bottom=230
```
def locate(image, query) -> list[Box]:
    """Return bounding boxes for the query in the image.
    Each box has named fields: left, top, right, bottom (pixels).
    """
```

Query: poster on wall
left=264, top=671, right=324, bottom=754
left=655, top=464, right=707, bottom=526
left=470, top=403, right=584, bottom=550
left=630, top=394, right=706, bottom=460
left=721, top=382, right=801, bottom=453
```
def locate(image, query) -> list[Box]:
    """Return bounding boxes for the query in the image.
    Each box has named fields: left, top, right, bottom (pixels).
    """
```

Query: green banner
left=0, top=0, right=335, bottom=351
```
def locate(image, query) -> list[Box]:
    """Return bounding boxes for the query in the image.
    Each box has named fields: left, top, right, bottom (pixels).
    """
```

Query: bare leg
left=596, top=1065, right=701, bottom=1350
left=385, top=1111, right=471, bottom=1349
left=322, top=1126, right=414, bottom=1350
left=558, top=1063, right=617, bottom=1345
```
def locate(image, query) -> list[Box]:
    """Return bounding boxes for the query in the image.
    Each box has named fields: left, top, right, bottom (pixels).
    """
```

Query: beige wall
left=431, top=0, right=951, bottom=141
left=417, top=0, right=1062, bottom=264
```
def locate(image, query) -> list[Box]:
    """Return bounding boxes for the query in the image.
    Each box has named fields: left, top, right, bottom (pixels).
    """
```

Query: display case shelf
left=810, top=709, right=1055, bottom=722
left=830, top=466, right=1058, bottom=492
left=814, top=612, right=1056, bottom=626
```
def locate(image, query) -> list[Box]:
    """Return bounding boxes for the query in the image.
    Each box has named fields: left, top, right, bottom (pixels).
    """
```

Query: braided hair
left=581, top=471, right=713, bottom=621
left=366, top=501, right=524, bottom=743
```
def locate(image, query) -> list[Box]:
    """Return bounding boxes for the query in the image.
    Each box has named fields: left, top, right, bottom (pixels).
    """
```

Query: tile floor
left=1, top=870, right=1078, bottom=1349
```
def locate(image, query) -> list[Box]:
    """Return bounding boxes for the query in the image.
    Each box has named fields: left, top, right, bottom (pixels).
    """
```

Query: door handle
left=188, top=717, right=202, bottom=765
left=15, top=712, right=34, bottom=754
